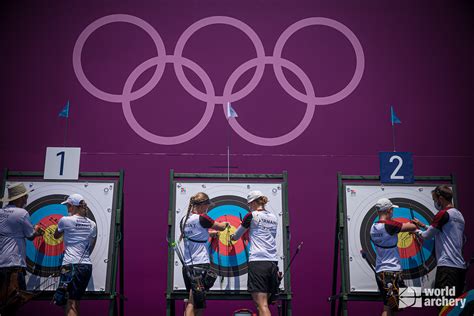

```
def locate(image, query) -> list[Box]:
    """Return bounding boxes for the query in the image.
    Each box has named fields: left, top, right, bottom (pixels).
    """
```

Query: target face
left=344, top=184, right=452, bottom=293
left=172, top=182, right=285, bottom=291
left=207, top=195, right=250, bottom=278
left=4, top=181, right=117, bottom=293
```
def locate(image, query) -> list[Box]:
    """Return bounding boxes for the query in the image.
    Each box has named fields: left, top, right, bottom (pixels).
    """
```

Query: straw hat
left=2, top=183, right=32, bottom=202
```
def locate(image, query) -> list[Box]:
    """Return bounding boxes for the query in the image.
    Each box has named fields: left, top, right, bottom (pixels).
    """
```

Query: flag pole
left=64, top=116, right=69, bottom=147
left=227, top=103, right=231, bottom=182
left=226, top=102, right=238, bottom=181
left=227, top=130, right=230, bottom=181
left=62, top=100, right=70, bottom=147
left=390, top=105, right=397, bottom=152
left=391, top=122, right=396, bottom=152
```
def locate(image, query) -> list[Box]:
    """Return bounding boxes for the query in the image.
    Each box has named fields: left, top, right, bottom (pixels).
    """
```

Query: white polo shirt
left=370, top=220, right=403, bottom=273
left=0, top=205, right=35, bottom=268
left=182, top=213, right=215, bottom=265
left=418, top=207, right=466, bottom=269
left=241, top=210, right=278, bottom=262
left=57, top=215, right=97, bottom=265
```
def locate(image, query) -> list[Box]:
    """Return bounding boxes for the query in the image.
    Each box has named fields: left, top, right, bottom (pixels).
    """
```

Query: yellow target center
left=43, top=224, right=62, bottom=245
left=219, top=225, right=237, bottom=246
left=397, top=232, right=413, bottom=249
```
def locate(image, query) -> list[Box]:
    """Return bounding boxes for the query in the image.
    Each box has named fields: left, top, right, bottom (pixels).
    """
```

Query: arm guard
left=416, top=226, right=439, bottom=239
left=231, top=225, right=248, bottom=241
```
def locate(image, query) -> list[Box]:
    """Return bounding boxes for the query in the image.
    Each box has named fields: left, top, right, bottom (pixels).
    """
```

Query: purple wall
left=1, top=1, right=473, bottom=315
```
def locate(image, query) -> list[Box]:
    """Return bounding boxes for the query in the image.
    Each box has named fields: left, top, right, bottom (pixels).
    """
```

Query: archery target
left=208, top=195, right=250, bottom=279
left=344, top=184, right=453, bottom=293
left=172, top=182, right=285, bottom=291
left=3, top=181, right=117, bottom=293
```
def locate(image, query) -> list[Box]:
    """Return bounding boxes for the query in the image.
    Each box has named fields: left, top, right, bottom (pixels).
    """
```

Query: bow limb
left=409, top=208, right=429, bottom=280
left=239, top=213, right=249, bottom=263
left=215, top=231, right=223, bottom=288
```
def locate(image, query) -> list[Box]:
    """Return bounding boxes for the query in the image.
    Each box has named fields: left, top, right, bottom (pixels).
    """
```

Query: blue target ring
left=26, top=204, right=68, bottom=267
left=208, top=204, right=247, bottom=221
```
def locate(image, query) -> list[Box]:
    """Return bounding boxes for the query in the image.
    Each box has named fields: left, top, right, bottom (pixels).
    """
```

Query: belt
left=380, top=271, right=400, bottom=276
left=0, top=267, right=25, bottom=273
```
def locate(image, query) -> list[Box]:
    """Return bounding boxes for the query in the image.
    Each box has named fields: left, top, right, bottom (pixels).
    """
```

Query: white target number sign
left=44, top=147, right=81, bottom=180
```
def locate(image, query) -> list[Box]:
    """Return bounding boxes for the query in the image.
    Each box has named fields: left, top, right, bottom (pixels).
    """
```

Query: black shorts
left=435, top=266, right=466, bottom=298
left=375, top=271, right=404, bottom=309
left=247, top=261, right=279, bottom=294
left=182, top=263, right=211, bottom=291
left=60, top=264, right=92, bottom=300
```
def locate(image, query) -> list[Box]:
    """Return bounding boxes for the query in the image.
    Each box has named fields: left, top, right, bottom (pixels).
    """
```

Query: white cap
left=375, top=198, right=398, bottom=212
left=61, top=193, right=84, bottom=206
left=247, top=190, right=264, bottom=203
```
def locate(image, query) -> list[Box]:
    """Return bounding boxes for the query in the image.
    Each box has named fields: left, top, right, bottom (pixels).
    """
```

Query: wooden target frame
left=166, top=170, right=292, bottom=316
left=329, top=174, right=457, bottom=316
left=1, top=169, right=125, bottom=316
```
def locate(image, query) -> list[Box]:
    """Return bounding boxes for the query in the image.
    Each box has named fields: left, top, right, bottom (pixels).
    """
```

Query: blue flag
left=391, top=105, right=401, bottom=126
left=226, top=102, right=238, bottom=119
left=58, top=101, right=70, bottom=118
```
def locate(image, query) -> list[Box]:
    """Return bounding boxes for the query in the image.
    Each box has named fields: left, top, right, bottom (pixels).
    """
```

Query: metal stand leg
left=166, top=298, right=175, bottom=316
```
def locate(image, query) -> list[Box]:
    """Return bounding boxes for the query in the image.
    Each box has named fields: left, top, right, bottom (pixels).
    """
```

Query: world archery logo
left=73, top=15, right=365, bottom=146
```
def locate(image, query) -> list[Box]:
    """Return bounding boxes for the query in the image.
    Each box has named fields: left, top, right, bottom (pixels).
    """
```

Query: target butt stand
left=1, top=169, right=126, bottom=316
left=166, top=170, right=293, bottom=316
left=329, top=173, right=457, bottom=316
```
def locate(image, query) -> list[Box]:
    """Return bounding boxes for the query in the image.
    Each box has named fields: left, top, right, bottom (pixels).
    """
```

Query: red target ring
left=33, top=214, right=64, bottom=256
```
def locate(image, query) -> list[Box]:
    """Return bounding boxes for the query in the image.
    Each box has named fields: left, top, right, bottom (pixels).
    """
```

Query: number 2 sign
left=379, top=152, right=414, bottom=184
left=44, top=147, right=81, bottom=180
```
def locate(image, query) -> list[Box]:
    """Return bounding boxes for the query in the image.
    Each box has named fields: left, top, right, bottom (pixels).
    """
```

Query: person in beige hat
left=0, top=183, right=43, bottom=315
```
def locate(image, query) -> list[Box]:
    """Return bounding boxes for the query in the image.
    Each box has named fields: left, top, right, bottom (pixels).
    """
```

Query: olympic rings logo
left=73, top=15, right=365, bottom=146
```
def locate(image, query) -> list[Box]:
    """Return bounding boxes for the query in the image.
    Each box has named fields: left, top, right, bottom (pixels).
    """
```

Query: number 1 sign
left=44, top=147, right=81, bottom=180
left=379, top=152, right=414, bottom=184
